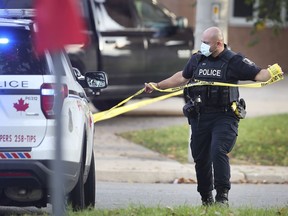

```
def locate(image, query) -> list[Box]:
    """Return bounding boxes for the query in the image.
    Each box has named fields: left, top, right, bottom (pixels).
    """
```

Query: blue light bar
left=0, top=38, right=9, bottom=44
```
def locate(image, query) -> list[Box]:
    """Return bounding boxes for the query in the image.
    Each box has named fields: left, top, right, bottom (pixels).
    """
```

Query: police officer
left=144, top=26, right=283, bottom=206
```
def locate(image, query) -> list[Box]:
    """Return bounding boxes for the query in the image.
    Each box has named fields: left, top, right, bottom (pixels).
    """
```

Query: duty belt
left=200, top=106, right=231, bottom=114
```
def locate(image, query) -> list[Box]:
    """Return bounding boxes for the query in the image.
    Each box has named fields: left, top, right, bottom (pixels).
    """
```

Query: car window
left=0, top=26, right=48, bottom=75
left=96, top=0, right=135, bottom=29
left=134, top=0, right=172, bottom=28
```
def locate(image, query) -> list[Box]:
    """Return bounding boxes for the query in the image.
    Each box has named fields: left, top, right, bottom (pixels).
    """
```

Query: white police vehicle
left=0, top=15, right=108, bottom=209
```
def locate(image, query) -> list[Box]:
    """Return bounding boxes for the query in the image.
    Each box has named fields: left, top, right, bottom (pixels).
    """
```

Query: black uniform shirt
left=182, top=50, right=262, bottom=82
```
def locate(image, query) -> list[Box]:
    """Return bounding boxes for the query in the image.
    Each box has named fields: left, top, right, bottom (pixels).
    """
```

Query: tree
left=245, top=0, right=288, bottom=34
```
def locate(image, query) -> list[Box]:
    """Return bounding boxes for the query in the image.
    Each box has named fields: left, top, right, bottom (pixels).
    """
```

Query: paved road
left=96, top=182, right=288, bottom=209
left=1, top=182, right=287, bottom=214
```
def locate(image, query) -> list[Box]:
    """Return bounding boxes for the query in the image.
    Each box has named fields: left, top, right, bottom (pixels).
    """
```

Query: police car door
left=49, top=51, right=93, bottom=163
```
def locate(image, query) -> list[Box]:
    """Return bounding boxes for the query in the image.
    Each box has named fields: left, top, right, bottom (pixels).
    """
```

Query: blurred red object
left=34, top=0, right=87, bottom=55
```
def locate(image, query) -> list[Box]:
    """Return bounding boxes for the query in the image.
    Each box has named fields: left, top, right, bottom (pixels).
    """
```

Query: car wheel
left=84, top=151, right=96, bottom=207
left=70, top=159, right=85, bottom=211
left=92, top=99, right=125, bottom=111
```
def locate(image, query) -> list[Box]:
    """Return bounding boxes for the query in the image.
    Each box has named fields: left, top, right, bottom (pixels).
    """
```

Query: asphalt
left=93, top=77, right=288, bottom=184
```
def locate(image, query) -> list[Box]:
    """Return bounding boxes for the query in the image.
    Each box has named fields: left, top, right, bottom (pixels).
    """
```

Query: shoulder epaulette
left=220, top=49, right=236, bottom=63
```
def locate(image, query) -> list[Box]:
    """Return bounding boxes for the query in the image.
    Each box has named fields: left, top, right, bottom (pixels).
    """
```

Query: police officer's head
left=200, top=27, right=225, bottom=57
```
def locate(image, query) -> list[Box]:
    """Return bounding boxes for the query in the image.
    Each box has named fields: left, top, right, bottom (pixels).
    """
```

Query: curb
left=95, top=158, right=288, bottom=184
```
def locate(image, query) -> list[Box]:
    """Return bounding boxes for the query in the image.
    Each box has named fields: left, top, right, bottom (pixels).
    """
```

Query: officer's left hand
left=268, top=63, right=283, bottom=77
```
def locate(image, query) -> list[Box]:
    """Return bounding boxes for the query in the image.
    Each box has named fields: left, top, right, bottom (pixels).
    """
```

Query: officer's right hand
left=144, top=82, right=157, bottom=93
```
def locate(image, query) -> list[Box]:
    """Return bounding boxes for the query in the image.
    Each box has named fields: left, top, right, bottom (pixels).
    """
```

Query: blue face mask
left=200, top=42, right=212, bottom=57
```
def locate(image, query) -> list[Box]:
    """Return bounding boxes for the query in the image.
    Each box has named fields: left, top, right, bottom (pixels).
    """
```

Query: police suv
left=0, top=15, right=108, bottom=209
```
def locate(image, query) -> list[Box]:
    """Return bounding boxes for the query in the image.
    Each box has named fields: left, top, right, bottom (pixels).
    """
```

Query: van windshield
left=134, top=0, right=173, bottom=29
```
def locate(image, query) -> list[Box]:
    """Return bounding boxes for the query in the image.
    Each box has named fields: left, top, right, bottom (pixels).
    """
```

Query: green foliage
left=245, top=0, right=288, bottom=33
left=119, top=114, right=288, bottom=166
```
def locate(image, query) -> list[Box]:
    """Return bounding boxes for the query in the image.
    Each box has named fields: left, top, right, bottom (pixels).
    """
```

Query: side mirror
left=176, top=16, right=188, bottom=28
left=85, top=71, right=108, bottom=90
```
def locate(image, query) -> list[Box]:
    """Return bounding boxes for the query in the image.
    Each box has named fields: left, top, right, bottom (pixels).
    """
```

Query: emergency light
left=0, top=37, right=9, bottom=44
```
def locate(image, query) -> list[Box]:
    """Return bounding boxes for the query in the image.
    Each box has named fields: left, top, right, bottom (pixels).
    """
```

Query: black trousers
left=189, top=110, right=239, bottom=194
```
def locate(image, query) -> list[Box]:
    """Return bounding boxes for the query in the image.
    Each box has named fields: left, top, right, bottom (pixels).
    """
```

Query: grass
left=118, top=114, right=288, bottom=166
left=66, top=205, right=288, bottom=216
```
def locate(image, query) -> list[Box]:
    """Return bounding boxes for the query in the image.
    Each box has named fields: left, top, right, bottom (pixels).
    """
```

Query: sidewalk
left=94, top=78, right=288, bottom=184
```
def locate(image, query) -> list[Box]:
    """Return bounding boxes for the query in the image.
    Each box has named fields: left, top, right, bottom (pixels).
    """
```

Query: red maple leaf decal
left=13, top=98, right=29, bottom=112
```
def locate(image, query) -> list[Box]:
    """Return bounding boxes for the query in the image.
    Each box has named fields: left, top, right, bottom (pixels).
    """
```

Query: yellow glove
left=268, top=63, right=282, bottom=77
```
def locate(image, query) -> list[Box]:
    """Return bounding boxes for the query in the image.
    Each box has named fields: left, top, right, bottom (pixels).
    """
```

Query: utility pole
left=194, top=0, right=230, bottom=50
left=188, top=0, right=230, bottom=162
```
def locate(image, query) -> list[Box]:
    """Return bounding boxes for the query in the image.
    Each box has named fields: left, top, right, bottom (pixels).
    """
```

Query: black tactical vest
left=187, top=49, right=239, bottom=107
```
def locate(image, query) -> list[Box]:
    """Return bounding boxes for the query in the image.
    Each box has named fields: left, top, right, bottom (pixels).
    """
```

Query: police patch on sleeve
left=242, top=57, right=255, bottom=66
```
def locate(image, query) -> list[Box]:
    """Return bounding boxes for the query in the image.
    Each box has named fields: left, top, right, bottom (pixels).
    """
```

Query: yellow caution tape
left=268, top=63, right=282, bottom=77
left=93, top=90, right=183, bottom=122
left=93, top=73, right=284, bottom=123
left=151, top=74, right=284, bottom=92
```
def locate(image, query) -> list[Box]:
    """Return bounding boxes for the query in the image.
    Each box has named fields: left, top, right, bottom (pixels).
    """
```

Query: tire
left=69, top=159, right=85, bottom=211
left=92, top=99, right=125, bottom=111
left=84, top=151, right=96, bottom=207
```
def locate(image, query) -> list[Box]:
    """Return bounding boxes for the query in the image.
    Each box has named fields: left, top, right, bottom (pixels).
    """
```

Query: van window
left=134, top=0, right=172, bottom=29
left=103, top=0, right=135, bottom=28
